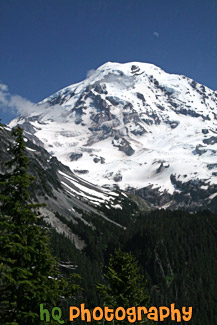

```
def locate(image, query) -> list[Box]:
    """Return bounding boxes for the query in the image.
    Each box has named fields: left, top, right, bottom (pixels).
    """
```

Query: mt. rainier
left=10, top=62, right=217, bottom=210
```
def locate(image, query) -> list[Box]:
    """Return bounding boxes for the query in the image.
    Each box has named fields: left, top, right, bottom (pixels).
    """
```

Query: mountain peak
left=9, top=62, right=217, bottom=202
left=97, top=61, right=163, bottom=73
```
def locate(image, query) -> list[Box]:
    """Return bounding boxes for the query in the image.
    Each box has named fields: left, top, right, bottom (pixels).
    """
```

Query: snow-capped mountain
left=10, top=62, right=217, bottom=210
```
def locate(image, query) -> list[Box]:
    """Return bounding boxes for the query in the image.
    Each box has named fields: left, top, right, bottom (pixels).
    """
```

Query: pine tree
left=0, top=127, right=65, bottom=324
left=97, top=249, right=153, bottom=324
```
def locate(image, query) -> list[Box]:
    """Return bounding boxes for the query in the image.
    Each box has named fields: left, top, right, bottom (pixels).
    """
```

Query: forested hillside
left=50, top=209, right=217, bottom=324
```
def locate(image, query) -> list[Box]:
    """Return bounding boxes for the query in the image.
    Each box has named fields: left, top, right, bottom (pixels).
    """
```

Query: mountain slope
left=9, top=62, right=217, bottom=211
left=0, top=125, right=134, bottom=249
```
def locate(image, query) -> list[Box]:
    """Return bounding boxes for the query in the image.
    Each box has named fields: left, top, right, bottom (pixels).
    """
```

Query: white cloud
left=0, top=82, right=38, bottom=117
left=9, top=95, right=37, bottom=116
left=0, top=92, right=8, bottom=108
left=153, top=32, right=159, bottom=38
left=86, top=69, right=96, bottom=78
left=0, top=82, right=8, bottom=92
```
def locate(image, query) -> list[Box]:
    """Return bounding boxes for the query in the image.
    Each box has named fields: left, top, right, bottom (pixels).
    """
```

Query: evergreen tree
left=97, top=249, right=153, bottom=324
left=0, top=127, right=65, bottom=324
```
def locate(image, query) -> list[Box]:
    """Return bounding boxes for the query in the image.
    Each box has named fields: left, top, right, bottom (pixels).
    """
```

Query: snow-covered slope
left=10, top=62, right=217, bottom=203
left=0, top=126, right=131, bottom=248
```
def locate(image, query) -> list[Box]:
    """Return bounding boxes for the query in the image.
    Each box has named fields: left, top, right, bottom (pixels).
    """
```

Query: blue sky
left=0, top=0, right=216, bottom=123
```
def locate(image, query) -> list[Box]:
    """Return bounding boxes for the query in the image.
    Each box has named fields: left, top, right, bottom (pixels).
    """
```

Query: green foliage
left=97, top=249, right=153, bottom=324
left=46, top=205, right=217, bottom=325
left=0, top=127, right=77, bottom=324
left=124, top=209, right=217, bottom=325
left=51, top=206, right=217, bottom=324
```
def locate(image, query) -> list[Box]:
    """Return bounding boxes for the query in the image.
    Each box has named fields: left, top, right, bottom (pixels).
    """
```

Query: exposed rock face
left=70, top=152, right=83, bottom=161
left=203, top=136, right=217, bottom=145
left=112, top=137, right=135, bottom=156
